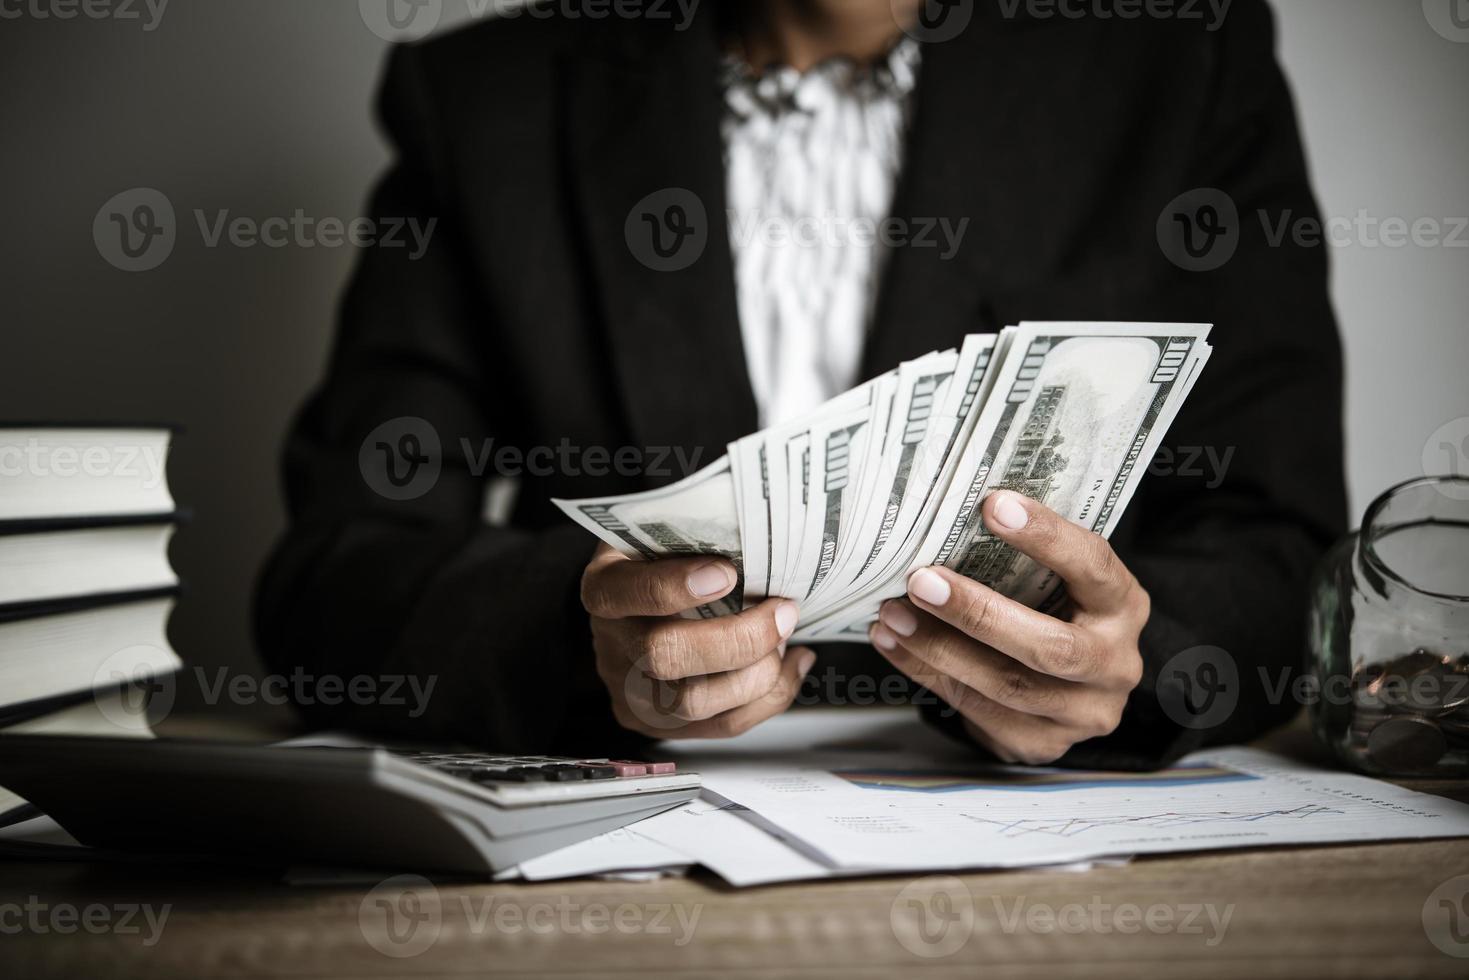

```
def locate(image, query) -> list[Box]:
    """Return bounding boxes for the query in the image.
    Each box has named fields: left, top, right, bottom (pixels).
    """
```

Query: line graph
left=961, top=803, right=1345, bottom=838
left=833, top=764, right=1253, bottom=794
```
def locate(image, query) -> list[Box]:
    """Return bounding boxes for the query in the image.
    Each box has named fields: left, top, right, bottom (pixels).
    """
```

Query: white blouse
left=721, top=38, right=922, bottom=428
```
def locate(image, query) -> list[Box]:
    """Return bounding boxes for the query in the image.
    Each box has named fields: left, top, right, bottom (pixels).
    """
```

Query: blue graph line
left=962, top=803, right=1344, bottom=838
left=835, top=770, right=1258, bottom=794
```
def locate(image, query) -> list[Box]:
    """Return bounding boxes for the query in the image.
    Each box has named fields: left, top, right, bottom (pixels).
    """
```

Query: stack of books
left=0, top=425, right=183, bottom=818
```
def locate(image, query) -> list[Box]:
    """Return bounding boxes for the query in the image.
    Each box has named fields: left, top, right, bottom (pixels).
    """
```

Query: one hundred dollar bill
left=552, top=457, right=744, bottom=618
left=556, top=323, right=1212, bottom=643
left=914, top=322, right=1211, bottom=613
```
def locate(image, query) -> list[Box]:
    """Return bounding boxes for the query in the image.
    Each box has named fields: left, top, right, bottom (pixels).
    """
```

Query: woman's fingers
left=873, top=641, right=1085, bottom=765
left=581, top=544, right=739, bottom=619
left=623, top=647, right=817, bottom=740
left=899, top=567, right=1107, bottom=684
left=978, top=490, right=1139, bottom=614
left=871, top=608, right=1075, bottom=719
left=609, top=597, right=799, bottom=678
left=625, top=652, right=785, bottom=725
left=871, top=608, right=1127, bottom=739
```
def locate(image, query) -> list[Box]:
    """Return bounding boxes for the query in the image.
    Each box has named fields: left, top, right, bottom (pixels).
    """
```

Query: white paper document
left=628, top=798, right=837, bottom=887
left=572, top=708, right=1469, bottom=883
left=687, top=718, right=1469, bottom=873
left=502, top=708, right=1469, bottom=885
left=515, top=826, right=691, bottom=882
left=627, top=797, right=1116, bottom=886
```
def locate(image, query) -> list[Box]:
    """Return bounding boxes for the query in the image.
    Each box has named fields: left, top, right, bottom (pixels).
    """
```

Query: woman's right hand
left=580, top=543, right=815, bottom=738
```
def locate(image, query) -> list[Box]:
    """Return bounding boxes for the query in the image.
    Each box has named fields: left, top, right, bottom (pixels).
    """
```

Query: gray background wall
left=1, top=0, right=1465, bottom=716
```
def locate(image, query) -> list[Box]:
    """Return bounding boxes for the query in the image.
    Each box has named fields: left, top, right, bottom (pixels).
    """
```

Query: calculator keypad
left=396, top=752, right=674, bottom=785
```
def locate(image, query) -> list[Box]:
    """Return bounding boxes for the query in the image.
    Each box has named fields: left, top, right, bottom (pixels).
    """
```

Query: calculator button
left=540, top=765, right=588, bottom=781
left=506, top=766, right=550, bottom=781
left=577, top=765, right=617, bottom=779
left=604, top=761, right=648, bottom=777
left=467, top=769, right=516, bottom=782
left=643, top=762, right=676, bottom=774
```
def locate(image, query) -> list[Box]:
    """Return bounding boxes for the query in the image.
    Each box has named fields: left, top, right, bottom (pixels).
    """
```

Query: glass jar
left=1308, top=475, right=1469, bottom=776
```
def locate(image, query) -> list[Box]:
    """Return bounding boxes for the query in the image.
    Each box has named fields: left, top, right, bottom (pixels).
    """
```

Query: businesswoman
left=256, top=0, right=1346, bottom=769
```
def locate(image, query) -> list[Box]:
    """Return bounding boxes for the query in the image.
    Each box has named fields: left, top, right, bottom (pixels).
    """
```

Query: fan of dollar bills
left=556, top=322, right=1213, bottom=643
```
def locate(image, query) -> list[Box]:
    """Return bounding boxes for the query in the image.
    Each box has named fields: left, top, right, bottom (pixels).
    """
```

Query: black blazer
left=255, top=0, right=1347, bottom=768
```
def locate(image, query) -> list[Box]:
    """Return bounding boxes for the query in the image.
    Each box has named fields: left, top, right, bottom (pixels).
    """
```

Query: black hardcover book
left=0, top=514, right=183, bottom=607
left=0, top=425, right=175, bottom=522
left=0, top=587, right=182, bottom=712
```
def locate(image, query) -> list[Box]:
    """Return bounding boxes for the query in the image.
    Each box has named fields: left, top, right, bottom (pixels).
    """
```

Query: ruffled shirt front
left=721, top=38, right=922, bottom=427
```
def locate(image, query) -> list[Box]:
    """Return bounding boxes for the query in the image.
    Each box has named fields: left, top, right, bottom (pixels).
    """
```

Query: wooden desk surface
left=3, top=724, right=1468, bottom=978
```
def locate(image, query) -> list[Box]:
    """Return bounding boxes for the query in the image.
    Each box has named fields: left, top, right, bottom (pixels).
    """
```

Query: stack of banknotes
left=555, top=322, right=1213, bottom=643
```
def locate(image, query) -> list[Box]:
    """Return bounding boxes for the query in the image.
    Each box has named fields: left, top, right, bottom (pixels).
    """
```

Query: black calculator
left=0, top=736, right=700, bottom=875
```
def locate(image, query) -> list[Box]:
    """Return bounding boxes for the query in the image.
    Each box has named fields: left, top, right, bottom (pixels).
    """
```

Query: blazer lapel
left=864, top=15, right=1092, bottom=377
left=564, top=21, right=757, bottom=488
left=565, top=13, right=1099, bottom=471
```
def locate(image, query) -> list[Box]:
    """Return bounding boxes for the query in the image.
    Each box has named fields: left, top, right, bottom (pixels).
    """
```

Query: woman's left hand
left=869, top=490, right=1149, bottom=765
